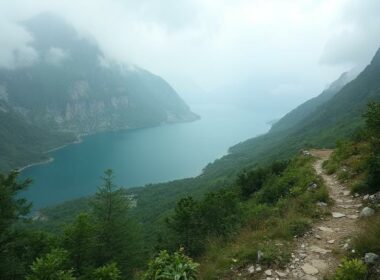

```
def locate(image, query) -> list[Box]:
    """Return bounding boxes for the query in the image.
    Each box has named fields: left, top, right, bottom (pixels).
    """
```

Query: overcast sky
left=1, top=0, right=380, bottom=107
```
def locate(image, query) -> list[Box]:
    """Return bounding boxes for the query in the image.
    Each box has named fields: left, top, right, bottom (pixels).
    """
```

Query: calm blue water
left=22, top=104, right=273, bottom=208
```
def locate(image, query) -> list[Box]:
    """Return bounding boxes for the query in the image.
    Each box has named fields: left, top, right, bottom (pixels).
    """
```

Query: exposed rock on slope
left=0, top=13, right=198, bottom=171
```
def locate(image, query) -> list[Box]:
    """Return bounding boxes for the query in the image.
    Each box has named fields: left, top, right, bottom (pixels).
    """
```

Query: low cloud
left=0, top=0, right=379, bottom=105
left=45, top=47, right=69, bottom=66
left=0, top=18, right=38, bottom=69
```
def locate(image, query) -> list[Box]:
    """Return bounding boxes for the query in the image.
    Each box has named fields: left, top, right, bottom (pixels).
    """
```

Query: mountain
left=0, top=105, right=73, bottom=171
left=0, top=13, right=198, bottom=171
left=270, top=70, right=357, bottom=133
left=129, top=47, right=380, bottom=231
left=209, top=49, right=380, bottom=174
left=34, top=48, right=380, bottom=262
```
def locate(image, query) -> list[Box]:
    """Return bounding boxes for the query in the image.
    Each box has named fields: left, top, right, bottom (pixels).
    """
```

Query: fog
left=1, top=0, right=380, bottom=111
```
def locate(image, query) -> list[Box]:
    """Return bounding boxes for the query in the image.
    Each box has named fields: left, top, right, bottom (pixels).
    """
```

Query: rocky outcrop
left=0, top=13, right=198, bottom=136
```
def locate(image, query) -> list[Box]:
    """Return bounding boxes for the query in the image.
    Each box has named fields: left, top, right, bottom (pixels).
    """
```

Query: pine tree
left=62, top=213, right=96, bottom=276
left=91, top=169, right=142, bottom=277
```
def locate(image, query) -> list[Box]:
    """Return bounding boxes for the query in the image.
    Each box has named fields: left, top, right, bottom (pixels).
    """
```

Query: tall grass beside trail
left=198, top=155, right=329, bottom=278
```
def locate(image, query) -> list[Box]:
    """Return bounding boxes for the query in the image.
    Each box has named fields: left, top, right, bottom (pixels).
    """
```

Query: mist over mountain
left=0, top=13, right=198, bottom=171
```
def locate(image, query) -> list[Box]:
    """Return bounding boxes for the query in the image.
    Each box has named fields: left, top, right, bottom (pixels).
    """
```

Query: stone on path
left=327, top=239, right=335, bottom=244
left=275, top=270, right=287, bottom=277
left=310, top=245, right=331, bottom=255
left=247, top=265, right=254, bottom=274
left=265, top=269, right=272, bottom=276
left=311, top=259, right=328, bottom=272
left=347, top=214, right=358, bottom=219
left=303, top=276, right=318, bottom=280
left=318, top=226, right=334, bottom=232
left=332, top=212, right=346, bottom=218
left=301, top=263, right=319, bottom=275
left=343, top=190, right=350, bottom=196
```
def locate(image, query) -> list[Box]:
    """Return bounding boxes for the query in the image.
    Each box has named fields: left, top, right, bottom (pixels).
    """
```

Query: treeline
left=0, top=169, right=143, bottom=279
left=158, top=159, right=289, bottom=257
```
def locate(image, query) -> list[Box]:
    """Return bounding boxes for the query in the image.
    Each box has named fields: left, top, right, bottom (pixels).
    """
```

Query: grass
left=197, top=155, right=329, bottom=279
left=323, top=140, right=371, bottom=193
left=323, top=136, right=380, bottom=280
left=353, top=213, right=380, bottom=256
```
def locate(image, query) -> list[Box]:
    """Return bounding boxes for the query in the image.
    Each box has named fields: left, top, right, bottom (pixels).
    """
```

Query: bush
left=26, top=249, right=75, bottom=280
left=143, top=249, right=199, bottom=280
left=257, top=242, right=291, bottom=267
left=238, top=168, right=269, bottom=198
left=287, top=218, right=311, bottom=237
left=353, top=213, right=380, bottom=256
left=334, top=258, right=367, bottom=280
left=92, top=263, right=121, bottom=280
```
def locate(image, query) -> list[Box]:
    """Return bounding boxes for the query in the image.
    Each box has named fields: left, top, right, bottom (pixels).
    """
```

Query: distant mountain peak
left=370, top=47, right=380, bottom=66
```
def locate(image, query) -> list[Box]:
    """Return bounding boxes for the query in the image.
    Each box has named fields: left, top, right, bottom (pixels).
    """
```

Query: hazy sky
left=1, top=0, right=380, bottom=107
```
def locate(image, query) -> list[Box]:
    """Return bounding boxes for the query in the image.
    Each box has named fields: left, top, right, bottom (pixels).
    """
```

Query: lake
left=22, top=104, right=274, bottom=208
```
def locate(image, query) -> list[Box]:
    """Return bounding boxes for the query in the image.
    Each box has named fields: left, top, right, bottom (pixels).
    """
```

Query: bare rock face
left=0, top=13, right=199, bottom=136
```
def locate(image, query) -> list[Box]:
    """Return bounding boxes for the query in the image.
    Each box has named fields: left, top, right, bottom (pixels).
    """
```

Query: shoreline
left=17, top=157, right=54, bottom=172
left=17, top=117, right=200, bottom=173
left=18, top=135, right=84, bottom=172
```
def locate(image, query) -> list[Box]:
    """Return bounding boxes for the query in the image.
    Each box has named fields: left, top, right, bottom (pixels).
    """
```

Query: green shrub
left=143, top=249, right=199, bottom=280
left=353, top=213, right=380, bottom=256
left=238, top=168, right=269, bottom=198
left=92, top=263, right=121, bottom=280
left=324, top=160, right=339, bottom=174
left=287, top=218, right=311, bottom=237
left=26, top=249, right=75, bottom=280
left=334, top=258, right=367, bottom=280
left=258, top=242, right=291, bottom=267
left=351, top=181, right=369, bottom=194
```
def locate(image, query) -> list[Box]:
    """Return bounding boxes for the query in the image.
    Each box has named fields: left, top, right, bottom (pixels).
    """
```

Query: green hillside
left=0, top=105, right=74, bottom=171
left=35, top=49, right=380, bottom=250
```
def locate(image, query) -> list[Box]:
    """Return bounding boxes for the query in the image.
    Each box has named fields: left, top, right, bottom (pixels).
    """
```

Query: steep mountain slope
left=214, top=48, right=380, bottom=173
left=0, top=107, right=73, bottom=171
left=270, top=71, right=356, bottom=133
left=131, top=47, right=380, bottom=231
left=0, top=13, right=197, bottom=171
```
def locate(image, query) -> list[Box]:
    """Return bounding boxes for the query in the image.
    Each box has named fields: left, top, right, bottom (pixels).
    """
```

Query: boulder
left=364, top=253, right=379, bottom=264
left=360, top=207, right=375, bottom=218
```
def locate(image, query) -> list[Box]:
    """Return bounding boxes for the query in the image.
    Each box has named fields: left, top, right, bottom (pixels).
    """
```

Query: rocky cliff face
left=0, top=13, right=198, bottom=171
left=0, top=13, right=198, bottom=135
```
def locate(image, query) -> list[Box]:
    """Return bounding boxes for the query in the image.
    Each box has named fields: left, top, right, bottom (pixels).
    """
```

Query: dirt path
left=267, top=149, right=362, bottom=280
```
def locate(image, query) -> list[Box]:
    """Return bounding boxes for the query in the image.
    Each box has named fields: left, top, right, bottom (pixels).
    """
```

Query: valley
left=21, top=104, right=273, bottom=208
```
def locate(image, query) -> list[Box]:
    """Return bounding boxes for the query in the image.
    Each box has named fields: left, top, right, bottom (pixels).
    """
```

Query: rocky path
left=265, top=149, right=362, bottom=280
